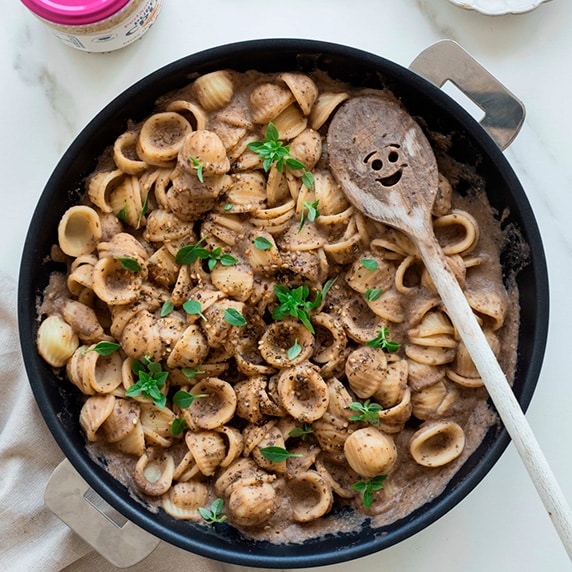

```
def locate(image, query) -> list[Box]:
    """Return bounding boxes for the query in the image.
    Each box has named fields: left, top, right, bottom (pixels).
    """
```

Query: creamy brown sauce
left=40, top=69, right=525, bottom=545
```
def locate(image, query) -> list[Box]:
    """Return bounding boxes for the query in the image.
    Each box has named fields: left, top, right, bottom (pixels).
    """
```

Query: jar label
left=50, top=0, right=164, bottom=53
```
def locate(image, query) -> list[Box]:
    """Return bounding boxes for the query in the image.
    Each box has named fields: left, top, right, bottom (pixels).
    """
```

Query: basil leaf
left=224, top=308, right=246, bottom=326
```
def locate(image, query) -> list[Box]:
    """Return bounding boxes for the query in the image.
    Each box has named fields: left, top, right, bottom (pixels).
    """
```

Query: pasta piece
left=191, top=70, right=234, bottom=111
left=228, top=482, right=277, bottom=527
left=277, top=364, right=329, bottom=423
left=272, top=104, right=307, bottom=140
left=433, top=209, right=479, bottom=256
left=224, top=171, right=267, bottom=213
left=166, top=324, right=209, bottom=369
left=340, top=294, right=385, bottom=343
left=312, top=313, right=347, bottom=364
left=372, top=357, right=408, bottom=409
left=177, top=130, right=230, bottom=176
left=259, top=319, right=314, bottom=368
left=136, top=112, right=192, bottom=166
left=265, top=164, right=290, bottom=207
left=67, top=254, right=97, bottom=295
left=411, top=379, right=459, bottom=420
left=288, top=470, right=333, bottom=523
left=166, top=99, right=207, bottom=130
left=309, top=91, right=350, bottom=130
left=37, top=315, right=79, bottom=368
left=409, top=421, right=465, bottom=468
left=447, top=329, right=500, bottom=388
left=405, top=344, right=456, bottom=366
left=79, top=394, right=116, bottom=442
left=466, top=290, right=508, bottom=331
left=367, top=288, right=404, bottom=323
left=217, top=426, right=245, bottom=468
left=147, top=246, right=179, bottom=288
left=315, top=456, right=359, bottom=499
left=343, top=427, right=398, bottom=478
left=278, top=72, right=319, bottom=116
left=185, top=431, right=226, bottom=476
left=140, top=403, right=177, bottom=439
left=134, top=449, right=175, bottom=496
left=345, top=255, right=394, bottom=294
left=120, top=310, right=163, bottom=360
left=407, top=359, right=446, bottom=391
left=234, top=337, right=276, bottom=376
left=66, top=345, right=96, bottom=395
left=61, top=300, right=105, bottom=344
left=58, top=206, right=102, bottom=257
left=288, top=128, right=322, bottom=171
left=234, top=376, right=266, bottom=424
left=345, top=346, right=388, bottom=399
left=82, top=344, right=123, bottom=393
left=202, top=300, right=245, bottom=348
left=210, top=263, right=254, bottom=302
left=182, top=377, right=237, bottom=430
left=377, top=387, right=412, bottom=434
left=251, top=423, right=288, bottom=474
left=249, top=83, right=294, bottom=124
left=214, top=457, right=275, bottom=499
left=313, top=170, right=350, bottom=216
left=278, top=219, right=327, bottom=252
left=100, top=398, right=141, bottom=443
left=161, top=481, right=209, bottom=520
left=143, top=209, right=195, bottom=243
left=114, top=419, right=146, bottom=457
left=87, top=169, right=125, bottom=214
left=113, top=131, right=147, bottom=175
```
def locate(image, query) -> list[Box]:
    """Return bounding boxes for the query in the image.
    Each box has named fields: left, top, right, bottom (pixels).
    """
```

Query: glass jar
left=20, top=0, right=164, bottom=53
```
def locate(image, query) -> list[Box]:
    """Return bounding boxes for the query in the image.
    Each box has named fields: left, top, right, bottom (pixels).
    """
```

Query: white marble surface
left=3, top=1, right=572, bottom=571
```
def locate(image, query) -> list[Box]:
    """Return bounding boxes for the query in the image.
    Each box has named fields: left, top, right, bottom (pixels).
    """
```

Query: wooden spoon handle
left=416, top=235, right=572, bottom=559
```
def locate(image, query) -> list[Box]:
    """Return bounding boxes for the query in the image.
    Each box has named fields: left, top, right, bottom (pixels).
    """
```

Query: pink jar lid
left=21, top=0, right=132, bottom=26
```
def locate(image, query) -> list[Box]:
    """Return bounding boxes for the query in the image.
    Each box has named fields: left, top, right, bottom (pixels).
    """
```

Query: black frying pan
left=18, top=39, right=548, bottom=568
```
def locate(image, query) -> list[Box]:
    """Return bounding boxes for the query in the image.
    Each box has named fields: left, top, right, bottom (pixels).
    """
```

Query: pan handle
left=409, top=39, right=525, bottom=150
left=45, top=458, right=160, bottom=568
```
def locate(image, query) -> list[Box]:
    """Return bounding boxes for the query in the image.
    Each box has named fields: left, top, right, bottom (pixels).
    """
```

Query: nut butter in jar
left=20, top=0, right=164, bottom=53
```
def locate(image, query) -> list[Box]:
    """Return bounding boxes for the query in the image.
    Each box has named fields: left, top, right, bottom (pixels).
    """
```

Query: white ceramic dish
left=448, top=0, right=551, bottom=16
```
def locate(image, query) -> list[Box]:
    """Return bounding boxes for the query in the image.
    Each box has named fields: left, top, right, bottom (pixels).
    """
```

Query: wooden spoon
left=327, top=94, right=572, bottom=559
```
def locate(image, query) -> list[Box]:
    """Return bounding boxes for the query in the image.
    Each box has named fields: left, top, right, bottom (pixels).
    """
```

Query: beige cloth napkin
left=0, top=271, right=223, bottom=572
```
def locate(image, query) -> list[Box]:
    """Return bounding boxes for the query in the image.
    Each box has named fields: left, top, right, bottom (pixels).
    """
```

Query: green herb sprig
left=125, top=355, right=168, bottom=408
left=287, top=339, right=302, bottom=360
left=259, top=446, right=303, bottom=463
left=160, top=299, right=175, bottom=317
left=84, top=341, right=120, bottom=356
left=364, top=288, right=383, bottom=302
left=183, top=299, right=207, bottom=320
left=272, top=278, right=336, bottom=334
left=247, top=122, right=314, bottom=190
left=288, top=423, right=314, bottom=441
left=252, top=236, right=274, bottom=250
left=175, top=238, right=237, bottom=271
left=171, top=417, right=187, bottom=437
left=136, top=192, right=149, bottom=229
left=224, top=307, right=247, bottom=326
left=352, top=475, right=387, bottom=509
left=348, top=399, right=383, bottom=426
left=115, top=256, right=142, bottom=272
left=366, top=326, right=401, bottom=352
left=298, top=200, right=320, bottom=232
left=189, top=156, right=204, bottom=183
left=199, top=498, right=227, bottom=525
left=172, top=390, right=208, bottom=409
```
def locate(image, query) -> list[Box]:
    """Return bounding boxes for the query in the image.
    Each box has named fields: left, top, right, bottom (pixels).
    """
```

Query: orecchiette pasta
left=36, top=68, right=518, bottom=543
